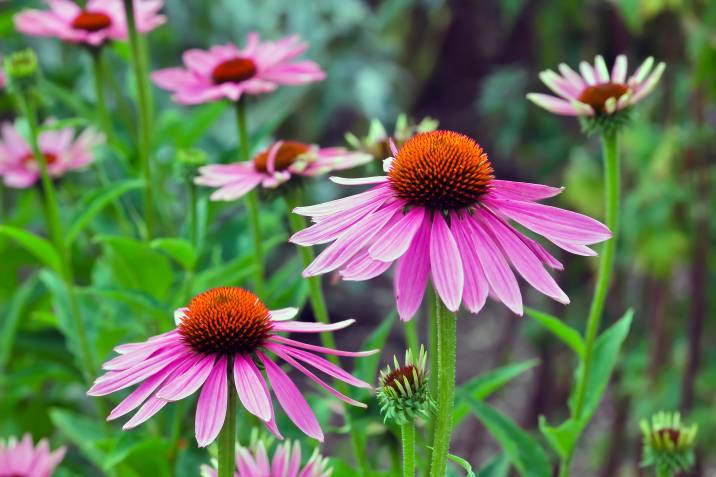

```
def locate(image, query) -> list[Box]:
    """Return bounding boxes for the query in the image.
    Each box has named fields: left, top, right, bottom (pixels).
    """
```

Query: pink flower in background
left=151, top=33, right=325, bottom=105
left=195, top=140, right=372, bottom=201
left=290, top=130, right=612, bottom=321
left=0, top=434, right=66, bottom=477
left=88, top=287, right=374, bottom=447
left=201, top=440, right=332, bottom=477
left=527, top=55, right=666, bottom=116
left=14, top=0, right=165, bottom=47
left=0, top=121, right=103, bottom=188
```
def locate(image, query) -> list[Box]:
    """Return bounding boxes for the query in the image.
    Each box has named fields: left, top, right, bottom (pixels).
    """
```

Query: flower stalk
left=218, top=364, right=237, bottom=477
left=122, top=0, right=156, bottom=239
left=401, top=422, right=416, bottom=477
left=234, top=99, right=265, bottom=296
left=429, top=293, right=457, bottom=477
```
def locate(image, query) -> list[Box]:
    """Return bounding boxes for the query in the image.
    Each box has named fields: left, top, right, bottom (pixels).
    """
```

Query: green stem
left=404, top=318, right=419, bottom=356
left=16, top=93, right=96, bottom=382
left=218, top=363, right=237, bottom=477
left=188, top=179, right=198, bottom=247
left=560, top=131, right=620, bottom=477
left=284, top=188, right=369, bottom=475
left=401, top=422, right=416, bottom=477
left=429, top=292, right=457, bottom=477
left=122, top=0, right=155, bottom=239
left=424, top=289, right=439, bottom=475
left=234, top=99, right=264, bottom=296
left=655, top=468, right=671, bottom=477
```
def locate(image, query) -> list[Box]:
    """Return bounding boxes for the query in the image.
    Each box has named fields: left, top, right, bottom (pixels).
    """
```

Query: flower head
left=527, top=55, right=665, bottom=119
left=641, top=411, right=697, bottom=475
left=14, top=0, right=165, bottom=47
left=377, top=346, right=433, bottom=425
left=0, top=433, right=66, bottom=477
left=88, top=287, right=375, bottom=446
left=151, top=33, right=325, bottom=105
left=290, top=130, right=611, bottom=321
left=195, top=140, right=371, bottom=201
left=201, top=440, right=332, bottom=477
left=345, top=114, right=439, bottom=161
left=0, top=120, right=103, bottom=188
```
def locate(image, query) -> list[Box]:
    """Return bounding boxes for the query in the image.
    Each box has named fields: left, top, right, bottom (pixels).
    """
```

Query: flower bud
left=377, top=346, right=433, bottom=425
left=641, top=411, right=697, bottom=475
left=3, top=49, right=39, bottom=93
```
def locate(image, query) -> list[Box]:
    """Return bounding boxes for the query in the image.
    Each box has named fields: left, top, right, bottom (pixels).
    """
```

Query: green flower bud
left=641, top=411, right=697, bottom=475
left=174, top=147, right=209, bottom=182
left=345, top=114, right=438, bottom=160
left=377, top=346, right=434, bottom=425
left=3, top=49, right=40, bottom=93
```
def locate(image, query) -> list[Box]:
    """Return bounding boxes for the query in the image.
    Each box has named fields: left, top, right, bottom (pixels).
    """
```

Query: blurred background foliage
left=0, top=0, right=714, bottom=476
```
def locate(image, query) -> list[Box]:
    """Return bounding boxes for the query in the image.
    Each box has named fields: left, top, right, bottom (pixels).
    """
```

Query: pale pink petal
left=155, top=353, right=215, bottom=401
left=369, top=207, right=425, bottom=262
left=526, top=93, right=582, bottom=116
left=611, top=55, right=628, bottom=83
left=271, top=319, right=355, bottom=334
left=489, top=179, right=563, bottom=201
left=339, top=249, right=393, bottom=281
left=195, top=356, right=228, bottom=447
left=451, top=213, right=489, bottom=314
left=272, top=345, right=371, bottom=388
left=394, top=216, right=431, bottom=321
left=123, top=396, right=168, bottom=430
left=270, top=307, right=299, bottom=321
left=293, top=184, right=391, bottom=218
left=269, top=335, right=378, bottom=357
left=233, top=354, right=272, bottom=422
left=429, top=213, right=464, bottom=312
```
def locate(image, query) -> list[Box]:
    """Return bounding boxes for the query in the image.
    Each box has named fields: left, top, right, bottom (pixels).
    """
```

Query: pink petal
left=369, top=207, right=426, bottom=262
left=339, top=249, right=393, bottom=281
left=270, top=307, right=298, bottom=321
left=233, top=354, right=272, bottom=422
left=526, top=93, right=582, bottom=116
left=271, top=319, right=355, bottom=334
left=107, top=362, right=179, bottom=421
left=429, top=213, right=464, bottom=312
left=394, top=216, right=430, bottom=321
left=490, top=179, right=563, bottom=202
left=272, top=345, right=371, bottom=388
left=195, top=356, right=228, bottom=447
left=155, top=354, right=215, bottom=401
left=123, top=396, right=168, bottom=430
left=269, top=335, right=379, bottom=357
left=451, top=213, right=489, bottom=314
left=293, top=184, right=390, bottom=218
left=259, top=352, right=323, bottom=441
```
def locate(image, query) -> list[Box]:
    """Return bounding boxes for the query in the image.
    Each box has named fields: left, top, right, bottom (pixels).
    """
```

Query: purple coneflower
left=0, top=434, right=65, bottom=477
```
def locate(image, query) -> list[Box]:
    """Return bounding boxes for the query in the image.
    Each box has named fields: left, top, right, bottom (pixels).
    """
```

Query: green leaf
left=448, top=453, right=477, bottom=476
left=476, top=454, right=510, bottom=477
left=525, top=307, right=584, bottom=357
left=454, top=360, right=539, bottom=426
left=39, top=117, right=88, bottom=132
left=50, top=408, right=108, bottom=468
left=0, top=225, right=61, bottom=272
left=66, top=179, right=144, bottom=244
left=355, top=311, right=395, bottom=383
left=77, top=287, right=167, bottom=322
left=465, top=398, right=551, bottom=477
left=538, top=417, right=581, bottom=459
left=150, top=237, right=197, bottom=271
left=0, top=274, right=38, bottom=369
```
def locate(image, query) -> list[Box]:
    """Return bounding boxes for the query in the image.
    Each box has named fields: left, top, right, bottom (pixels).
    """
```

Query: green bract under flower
left=641, top=411, right=697, bottom=475
left=377, top=346, right=434, bottom=425
left=345, top=114, right=439, bottom=160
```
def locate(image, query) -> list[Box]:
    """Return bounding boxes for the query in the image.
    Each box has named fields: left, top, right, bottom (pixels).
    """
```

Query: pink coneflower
left=527, top=55, right=665, bottom=116
left=14, top=0, right=165, bottom=47
left=201, top=440, right=331, bottom=477
left=151, top=33, right=325, bottom=105
left=290, top=130, right=612, bottom=321
left=0, top=434, right=66, bottom=477
left=0, top=121, right=103, bottom=188
left=195, top=140, right=371, bottom=201
left=88, top=287, right=374, bottom=446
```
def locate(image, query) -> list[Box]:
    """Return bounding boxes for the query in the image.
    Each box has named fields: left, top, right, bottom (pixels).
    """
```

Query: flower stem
left=429, top=292, right=457, bottom=477
left=424, top=289, right=439, bottom=474
left=656, top=468, right=671, bottom=477
left=234, top=99, right=265, bottom=296
left=284, top=187, right=369, bottom=475
left=560, top=131, right=620, bottom=477
left=218, top=364, right=237, bottom=477
left=401, top=422, right=416, bottom=477
left=122, top=0, right=156, bottom=239
left=16, top=93, right=96, bottom=383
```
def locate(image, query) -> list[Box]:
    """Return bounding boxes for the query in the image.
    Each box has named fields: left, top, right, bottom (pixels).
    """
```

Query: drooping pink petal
left=339, top=249, right=393, bottom=281
left=233, top=354, right=272, bottom=422
left=293, top=184, right=390, bottom=218
left=155, top=353, right=215, bottom=401
left=107, top=361, right=181, bottom=421
left=489, top=179, right=563, bottom=202
left=451, top=213, right=489, bottom=314
left=269, top=335, right=379, bottom=357
left=259, top=352, right=323, bottom=441
left=429, top=213, right=464, bottom=312
left=394, top=215, right=431, bottom=321
left=195, top=356, right=228, bottom=447
left=526, top=93, right=581, bottom=116
left=271, top=319, right=355, bottom=333
left=272, top=345, right=371, bottom=388
left=123, top=396, right=169, bottom=430
left=369, top=207, right=425, bottom=262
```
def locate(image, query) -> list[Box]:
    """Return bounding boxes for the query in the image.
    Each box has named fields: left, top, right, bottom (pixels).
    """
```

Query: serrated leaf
left=466, top=398, right=551, bottom=477
left=454, top=360, right=538, bottom=426
left=526, top=307, right=584, bottom=357
left=0, top=225, right=61, bottom=272
left=150, top=237, right=197, bottom=270
left=66, top=179, right=144, bottom=244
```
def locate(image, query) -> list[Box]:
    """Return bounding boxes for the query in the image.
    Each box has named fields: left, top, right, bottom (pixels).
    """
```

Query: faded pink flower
left=88, top=287, right=374, bottom=447
left=151, top=33, right=325, bottom=105
left=290, top=130, right=612, bottom=321
left=0, top=434, right=66, bottom=477
left=0, top=120, right=103, bottom=188
left=195, top=140, right=371, bottom=201
left=201, top=440, right=331, bottom=477
left=527, top=55, right=665, bottom=116
left=14, top=0, right=165, bottom=47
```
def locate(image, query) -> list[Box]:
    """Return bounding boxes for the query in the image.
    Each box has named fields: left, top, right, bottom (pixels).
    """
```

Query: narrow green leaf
left=538, top=416, right=580, bottom=459
left=66, top=179, right=144, bottom=244
left=448, top=453, right=477, bottom=476
left=355, top=311, right=395, bottom=383
left=454, top=360, right=539, bottom=426
left=0, top=225, right=61, bottom=272
left=150, top=237, right=197, bottom=271
left=476, top=454, right=510, bottom=477
left=526, top=307, right=585, bottom=357
left=50, top=408, right=108, bottom=468
left=0, top=274, right=38, bottom=369
left=466, top=398, right=551, bottom=477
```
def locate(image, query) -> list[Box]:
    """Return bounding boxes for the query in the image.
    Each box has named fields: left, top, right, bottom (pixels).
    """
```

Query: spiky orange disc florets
left=578, top=83, right=629, bottom=113
left=178, top=287, right=272, bottom=355
left=388, top=130, right=494, bottom=210
left=211, top=58, right=257, bottom=85
left=254, top=141, right=311, bottom=173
